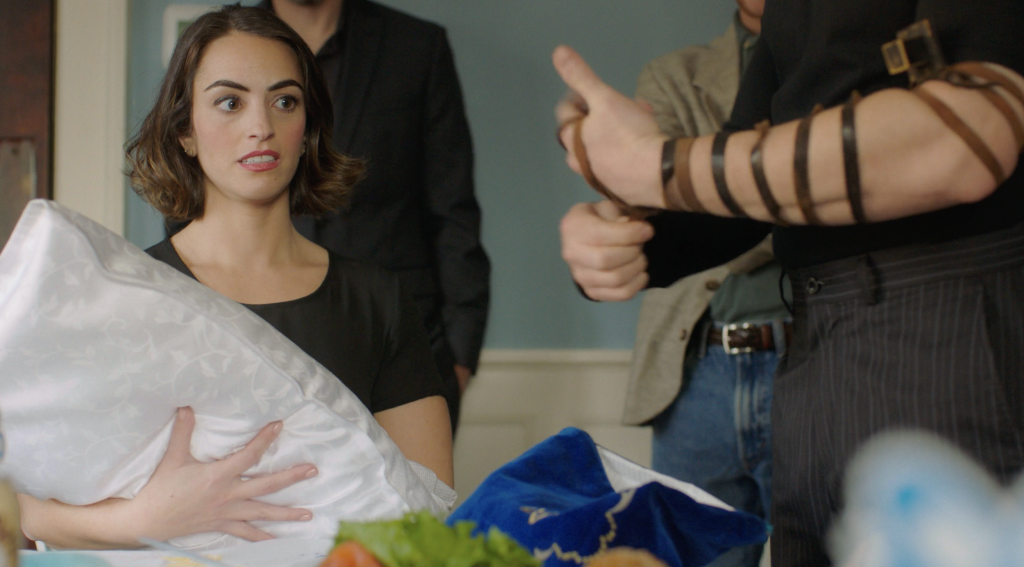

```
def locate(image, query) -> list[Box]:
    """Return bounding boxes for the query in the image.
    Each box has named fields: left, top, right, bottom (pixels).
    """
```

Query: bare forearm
left=374, top=396, right=454, bottom=487
left=18, top=494, right=142, bottom=550
left=666, top=66, right=1024, bottom=224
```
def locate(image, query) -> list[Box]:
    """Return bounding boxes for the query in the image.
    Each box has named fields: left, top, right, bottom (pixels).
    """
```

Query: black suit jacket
left=260, top=0, right=490, bottom=372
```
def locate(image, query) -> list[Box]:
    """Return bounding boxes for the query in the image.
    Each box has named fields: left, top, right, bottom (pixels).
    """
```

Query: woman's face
left=182, top=32, right=306, bottom=211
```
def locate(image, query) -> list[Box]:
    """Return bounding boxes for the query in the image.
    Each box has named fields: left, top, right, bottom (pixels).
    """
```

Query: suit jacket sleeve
left=421, top=29, right=490, bottom=373
left=636, top=62, right=696, bottom=138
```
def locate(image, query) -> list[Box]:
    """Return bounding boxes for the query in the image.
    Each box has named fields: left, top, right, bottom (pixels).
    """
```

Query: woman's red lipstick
left=238, top=150, right=280, bottom=172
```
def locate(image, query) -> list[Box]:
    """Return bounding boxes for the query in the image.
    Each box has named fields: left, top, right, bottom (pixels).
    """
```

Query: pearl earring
left=301, top=142, right=307, bottom=156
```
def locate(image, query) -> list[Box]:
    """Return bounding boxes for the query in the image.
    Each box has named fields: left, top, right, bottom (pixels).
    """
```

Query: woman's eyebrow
left=268, top=79, right=302, bottom=91
left=204, top=79, right=247, bottom=92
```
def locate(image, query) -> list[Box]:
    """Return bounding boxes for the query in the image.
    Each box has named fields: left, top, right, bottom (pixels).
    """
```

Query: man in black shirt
left=261, top=0, right=491, bottom=434
left=556, top=1, right=1024, bottom=564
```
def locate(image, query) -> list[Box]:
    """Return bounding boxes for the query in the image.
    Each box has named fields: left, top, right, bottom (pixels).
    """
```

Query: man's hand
left=560, top=200, right=654, bottom=302
left=553, top=46, right=668, bottom=209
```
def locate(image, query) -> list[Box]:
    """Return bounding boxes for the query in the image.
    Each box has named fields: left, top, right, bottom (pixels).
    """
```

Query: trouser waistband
left=787, top=222, right=1024, bottom=305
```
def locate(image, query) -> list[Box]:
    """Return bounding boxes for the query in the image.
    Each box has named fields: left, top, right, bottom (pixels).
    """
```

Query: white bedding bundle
left=0, top=200, right=450, bottom=550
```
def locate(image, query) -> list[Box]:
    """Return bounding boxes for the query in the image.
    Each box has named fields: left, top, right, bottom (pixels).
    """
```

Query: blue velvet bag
left=448, top=428, right=768, bottom=567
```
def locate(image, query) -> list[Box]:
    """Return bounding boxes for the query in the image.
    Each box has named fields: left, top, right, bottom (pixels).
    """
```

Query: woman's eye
left=275, top=95, right=298, bottom=110
left=215, top=97, right=240, bottom=112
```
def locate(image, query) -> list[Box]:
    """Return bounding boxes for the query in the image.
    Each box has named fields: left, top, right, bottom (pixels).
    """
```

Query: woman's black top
left=645, top=0, right=1024, bottom=281
left=146, top=240, right=445, bottom=414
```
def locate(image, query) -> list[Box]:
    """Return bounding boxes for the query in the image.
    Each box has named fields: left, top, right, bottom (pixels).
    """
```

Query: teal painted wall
left=126, top=1, right=736, bottom=349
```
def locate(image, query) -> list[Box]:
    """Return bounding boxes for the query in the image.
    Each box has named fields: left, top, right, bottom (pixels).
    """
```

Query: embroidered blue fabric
left=448, top=428, right=769, bottom=567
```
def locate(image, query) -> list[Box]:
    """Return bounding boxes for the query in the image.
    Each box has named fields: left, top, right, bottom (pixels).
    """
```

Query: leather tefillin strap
left=664, top=137, right=706, bottom=213
left=941, top=62, right=1024, bottom=151
left=558, top=115, right=655, bottom=220
left=711, top=131, right=748, bottom=217
left=914, top=87, right=1008, bottom=185
left=841, top=91, right=867, bottom=224
left=749, top=120, right=787, bottom=225
left=884, top=20, right=1024, bottom=185
left=793, top=104, right=825, bottom=225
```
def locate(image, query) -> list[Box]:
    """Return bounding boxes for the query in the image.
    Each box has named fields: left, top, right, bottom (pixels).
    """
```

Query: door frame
left=52, top=0, right=127, bottom=235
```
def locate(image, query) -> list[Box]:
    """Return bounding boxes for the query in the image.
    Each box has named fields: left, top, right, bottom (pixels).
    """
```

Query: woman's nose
left=247, top=107, right=275, bottom=141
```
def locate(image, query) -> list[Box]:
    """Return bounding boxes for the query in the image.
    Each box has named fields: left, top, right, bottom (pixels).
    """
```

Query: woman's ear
left=180, top=137, right=196, bottom=158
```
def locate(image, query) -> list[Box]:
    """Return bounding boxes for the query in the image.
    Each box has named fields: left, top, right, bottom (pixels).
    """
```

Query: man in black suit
left=260, top=0, right=490, bottom=433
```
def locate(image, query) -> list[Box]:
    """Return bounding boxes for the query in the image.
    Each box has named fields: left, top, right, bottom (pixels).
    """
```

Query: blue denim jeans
left=651, top=333, right=777, bottom=567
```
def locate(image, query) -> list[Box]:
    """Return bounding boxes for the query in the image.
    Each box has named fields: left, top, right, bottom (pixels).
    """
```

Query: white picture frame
left=162, top=4, right=218, bottom=68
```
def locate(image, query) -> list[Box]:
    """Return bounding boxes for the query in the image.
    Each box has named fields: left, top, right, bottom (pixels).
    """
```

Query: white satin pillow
left=0, top=200, right=449, bottom=550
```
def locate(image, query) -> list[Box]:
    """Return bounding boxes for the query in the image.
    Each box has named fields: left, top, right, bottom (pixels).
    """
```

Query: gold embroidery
left=521, top=506, right=561, bottom=525
left=532, top=489, right=636, bottom=565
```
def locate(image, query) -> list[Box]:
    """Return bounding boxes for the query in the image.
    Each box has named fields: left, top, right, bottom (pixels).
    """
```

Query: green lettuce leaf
left=334, top=511, right=539, bottom=567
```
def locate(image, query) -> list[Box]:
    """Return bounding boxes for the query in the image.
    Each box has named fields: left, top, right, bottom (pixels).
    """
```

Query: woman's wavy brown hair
left=125, top=4, right=364, bottom=221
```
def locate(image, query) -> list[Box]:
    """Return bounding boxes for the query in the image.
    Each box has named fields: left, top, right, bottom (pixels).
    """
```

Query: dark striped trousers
left=772, top=223, right=1024, bottom=566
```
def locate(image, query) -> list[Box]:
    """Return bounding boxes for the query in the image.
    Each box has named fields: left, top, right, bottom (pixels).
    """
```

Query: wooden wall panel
left=0, top=0, right=54, bottom=199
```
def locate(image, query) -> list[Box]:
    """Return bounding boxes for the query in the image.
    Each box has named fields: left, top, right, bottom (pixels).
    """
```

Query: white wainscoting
left=452, top=349, right=652, bottom=507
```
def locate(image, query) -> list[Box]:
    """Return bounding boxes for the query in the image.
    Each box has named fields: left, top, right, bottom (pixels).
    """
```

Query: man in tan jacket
left=621, top=3, right=784, bottom=566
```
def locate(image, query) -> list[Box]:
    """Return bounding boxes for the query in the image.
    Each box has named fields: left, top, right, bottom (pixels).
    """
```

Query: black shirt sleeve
left=420, top=29, right=491, bottom=374
left=644, top=212, right=771, bottom=289
left=371, top=275, right=448, bottom=412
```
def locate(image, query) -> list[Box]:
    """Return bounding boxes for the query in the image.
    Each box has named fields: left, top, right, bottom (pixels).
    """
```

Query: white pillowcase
left=0, top=200, right=450, bottom=550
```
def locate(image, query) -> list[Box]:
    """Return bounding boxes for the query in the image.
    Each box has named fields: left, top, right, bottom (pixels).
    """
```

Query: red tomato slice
left=319, top=541, right=385, bottom=567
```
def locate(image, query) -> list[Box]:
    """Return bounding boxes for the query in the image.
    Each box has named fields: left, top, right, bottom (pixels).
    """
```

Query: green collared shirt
left=706, top=14, right=793, bottom=326
left=734, top=10, right=760, bottom=76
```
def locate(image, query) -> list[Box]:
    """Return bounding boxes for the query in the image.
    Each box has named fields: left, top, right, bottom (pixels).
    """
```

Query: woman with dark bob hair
left=17, top=5, right=453, bottom=549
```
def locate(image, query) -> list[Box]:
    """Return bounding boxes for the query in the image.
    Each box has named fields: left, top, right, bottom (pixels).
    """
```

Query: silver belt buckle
left=721, top=322, right=755, bottom=355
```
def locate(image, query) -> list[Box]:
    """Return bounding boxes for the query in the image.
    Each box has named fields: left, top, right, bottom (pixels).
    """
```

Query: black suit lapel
left=334, top=0, right=385, bottom=151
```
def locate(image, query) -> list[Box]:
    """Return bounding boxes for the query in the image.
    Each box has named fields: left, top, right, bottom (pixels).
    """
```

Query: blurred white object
left=0, top=200, right=448, bottom=551
left=21, top=539, right=333, bottom=567
left=831, top=430, right=1024, bottom=567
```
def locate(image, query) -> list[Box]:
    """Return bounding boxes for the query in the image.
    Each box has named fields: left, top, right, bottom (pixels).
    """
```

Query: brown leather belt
left=707, top=322, right=792, bottom=354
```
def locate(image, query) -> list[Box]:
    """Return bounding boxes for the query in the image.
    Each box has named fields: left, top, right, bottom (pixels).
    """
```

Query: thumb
left=163, top=407, right=196, bottom=466
left=593, top=199, right=627, bottom=222
left=552, top=46, right=610, bottom=103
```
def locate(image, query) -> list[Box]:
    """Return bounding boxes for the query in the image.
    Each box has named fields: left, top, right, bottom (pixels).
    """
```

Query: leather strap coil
left=793, top=104, right=825, bottom=225
left=711, top=131, right=748, bottom=217
left=914, top=87, right=1007, bottom=185
left=665, top=137, right=706, bottom=213
left=564, top=115, right=652, bottom=219
left=749, top=120, right=787, bottom=225
left=944, top=62, right=1024, bottom=151
left=948, top=63, right=1024, bottom=108
left=841, top=92, right=868, bottom=224
left=975, top=87, right=1024, bottom=150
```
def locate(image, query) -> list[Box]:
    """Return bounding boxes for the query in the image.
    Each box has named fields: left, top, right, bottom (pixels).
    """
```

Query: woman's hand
left=18, top=407, right=318, bottom=549
left=129, top=407, right=318, bottom=543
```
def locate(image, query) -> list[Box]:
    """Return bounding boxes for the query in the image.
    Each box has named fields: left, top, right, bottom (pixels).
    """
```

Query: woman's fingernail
left=300, top=513, right=312, bottom=521
left=305, top=467, right=319, bottom=478
left=273, top=421, right=283, bottom=433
